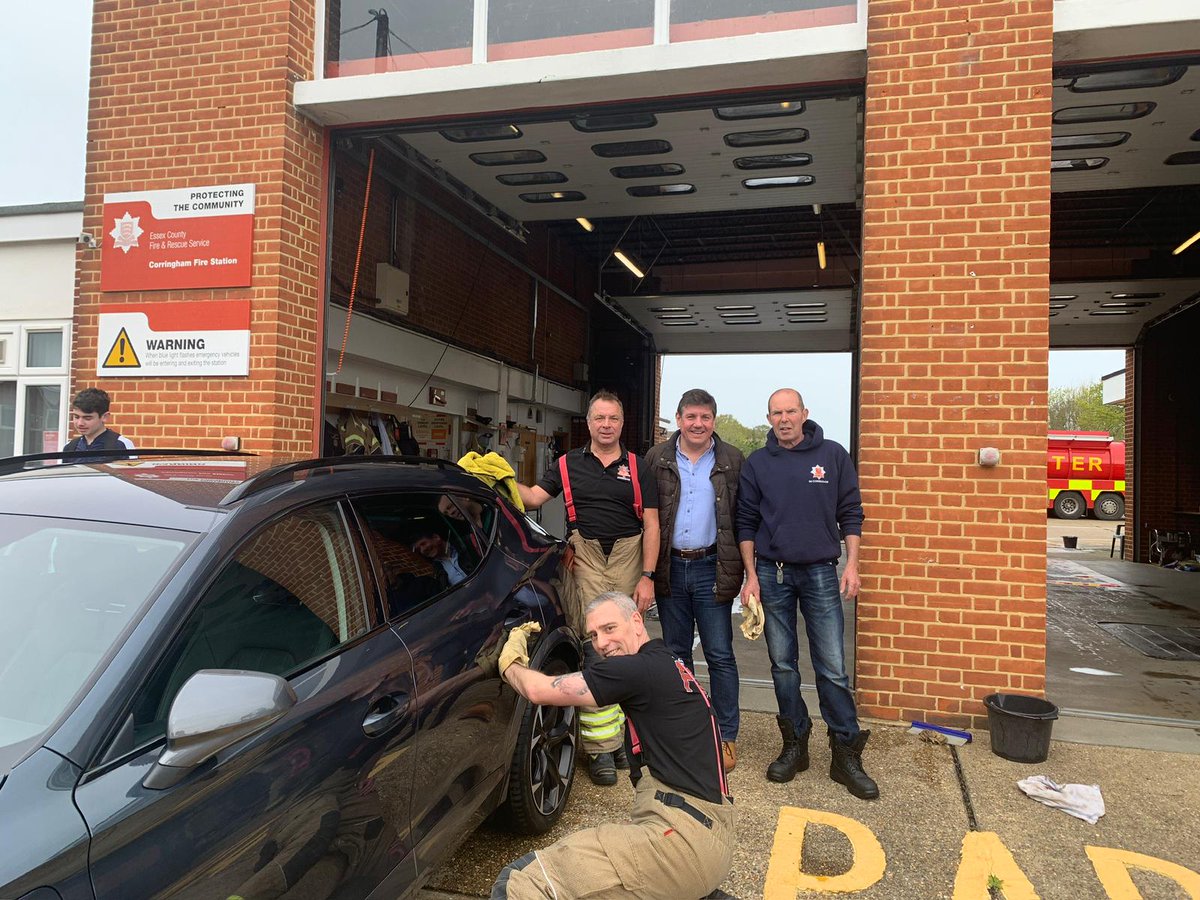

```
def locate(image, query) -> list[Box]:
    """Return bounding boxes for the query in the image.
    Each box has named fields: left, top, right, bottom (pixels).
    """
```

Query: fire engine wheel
left=1093, top=493, right=1125, bottom=521
left=1053, top=491, right=1086, bottom=519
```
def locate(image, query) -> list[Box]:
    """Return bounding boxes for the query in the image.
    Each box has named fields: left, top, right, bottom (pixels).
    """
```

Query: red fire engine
left=1047, top=430, right=1125, bottom=520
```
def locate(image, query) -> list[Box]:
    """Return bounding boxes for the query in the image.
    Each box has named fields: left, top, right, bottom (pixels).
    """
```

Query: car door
left=74, top=500, right=422, bottom=900
left=351, top=490, right=519, bottom=875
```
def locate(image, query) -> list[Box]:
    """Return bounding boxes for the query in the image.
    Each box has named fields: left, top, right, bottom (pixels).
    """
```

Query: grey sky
left=0, top=3, right=92, bottom=205
left=660, top=349, right=1126, bottom=447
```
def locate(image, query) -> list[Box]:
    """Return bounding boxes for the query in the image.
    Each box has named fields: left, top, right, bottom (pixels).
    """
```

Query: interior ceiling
left=364, top=59, right=1199, bottom=352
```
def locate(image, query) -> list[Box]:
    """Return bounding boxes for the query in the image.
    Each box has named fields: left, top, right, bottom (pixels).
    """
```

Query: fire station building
left=78, top=0, right=1200, bottom=727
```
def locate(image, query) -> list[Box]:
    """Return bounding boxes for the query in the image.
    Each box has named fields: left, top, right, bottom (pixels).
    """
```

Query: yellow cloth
left=457, top=450, right=525, bottom=511
left=499, top=621, right=541, bottom=675
left=740, top=594, right=765, bottom=641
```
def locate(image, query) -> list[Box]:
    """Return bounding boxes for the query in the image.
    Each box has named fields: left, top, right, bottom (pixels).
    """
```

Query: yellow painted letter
left=764, top=807, right=886, bottom=896
left=952, top=832, right=1040, bottom=900
left=1086, top=846, right=1200, bottom=898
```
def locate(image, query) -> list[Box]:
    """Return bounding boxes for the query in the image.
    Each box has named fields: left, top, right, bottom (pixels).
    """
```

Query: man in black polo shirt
left=517, top=389, right=659, bottom=785
left=492, top=592, right=734, bottom=900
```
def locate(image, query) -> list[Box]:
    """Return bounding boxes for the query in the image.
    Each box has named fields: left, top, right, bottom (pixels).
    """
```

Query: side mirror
left=143, top=669, right=296, bottom=790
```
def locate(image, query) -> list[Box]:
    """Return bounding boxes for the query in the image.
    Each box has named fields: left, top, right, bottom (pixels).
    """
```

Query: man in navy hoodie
left=736, top=388, right=878, bottom=800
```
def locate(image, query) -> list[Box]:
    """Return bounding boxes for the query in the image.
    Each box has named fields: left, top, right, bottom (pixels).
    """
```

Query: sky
left=659, top=348, right=1126, bottom=449
left=0, top=3, right=93, bottom=205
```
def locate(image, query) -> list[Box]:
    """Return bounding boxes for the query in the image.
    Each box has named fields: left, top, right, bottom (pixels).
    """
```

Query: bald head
left=768, top=388, right=804, bottom=413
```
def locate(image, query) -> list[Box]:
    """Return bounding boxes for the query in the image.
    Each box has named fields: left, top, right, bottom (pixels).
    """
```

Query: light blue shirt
left=672, top=439, right=717, bottom=550
left=439, top=545, right=469, bottom=586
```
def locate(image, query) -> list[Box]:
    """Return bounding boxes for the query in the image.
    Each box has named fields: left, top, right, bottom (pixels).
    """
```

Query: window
left=355, top=492, right=492, bottom=618
left=0, top=322, right=69, bottom=455
left=128, top=503, right=369, bottom=745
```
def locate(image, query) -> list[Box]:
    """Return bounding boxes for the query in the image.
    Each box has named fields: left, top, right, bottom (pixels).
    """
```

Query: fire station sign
left=96, top=300, right=251, bottom=377
left=100, top=183, right=255, bottom=291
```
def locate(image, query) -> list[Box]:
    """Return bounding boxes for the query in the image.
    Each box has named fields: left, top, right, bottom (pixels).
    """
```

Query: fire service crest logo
left=109, top=211, right=144, bottom=254
left=810, top=464, right=827, bottom=481
left=616, top=464, right=631, bottom=481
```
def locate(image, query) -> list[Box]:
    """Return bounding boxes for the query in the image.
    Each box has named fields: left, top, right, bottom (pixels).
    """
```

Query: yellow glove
left=499, top=622, right=542, bottom=675
left=740, top=594, right=765, bottom=641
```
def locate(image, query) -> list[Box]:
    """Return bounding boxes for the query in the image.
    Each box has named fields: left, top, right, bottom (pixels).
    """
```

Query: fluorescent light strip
left=817, top=241, right=826, bottom=270
left=614, top=250, right=644, bottom=279
left=576, top=217, right=594, bottom=232
left=1174, top=229, right=1200, bottom=255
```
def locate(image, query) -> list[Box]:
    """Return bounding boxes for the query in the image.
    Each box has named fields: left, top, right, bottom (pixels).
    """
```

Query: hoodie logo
left=810, top=465, right=827, bottom=482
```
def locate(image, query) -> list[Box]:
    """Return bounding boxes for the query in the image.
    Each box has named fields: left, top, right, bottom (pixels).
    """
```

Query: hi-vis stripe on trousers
left=564, top=531, right=644, bottom=755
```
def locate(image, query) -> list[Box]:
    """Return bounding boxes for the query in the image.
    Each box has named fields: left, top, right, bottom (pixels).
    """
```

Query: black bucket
left=983, top=693, right=1058, bottom=763
left=1062, top=535, right=1078, bottom=549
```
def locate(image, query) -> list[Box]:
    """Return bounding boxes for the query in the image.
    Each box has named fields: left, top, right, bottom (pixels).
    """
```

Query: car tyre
left=1093, top=493, right=1125, bottom=521
left=496, top=658, right=579, bottom=834
left=1052, top=491, right=1085, bottom=520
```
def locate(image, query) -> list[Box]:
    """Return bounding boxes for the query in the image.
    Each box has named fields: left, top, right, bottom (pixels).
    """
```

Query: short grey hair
left=585, top=591, right=638, bottom=620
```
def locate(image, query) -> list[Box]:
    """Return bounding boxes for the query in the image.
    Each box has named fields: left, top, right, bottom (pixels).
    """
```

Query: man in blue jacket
left=736, top=388, right=878, bottom=800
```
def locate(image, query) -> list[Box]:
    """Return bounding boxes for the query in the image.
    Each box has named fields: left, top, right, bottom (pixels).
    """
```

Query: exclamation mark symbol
left=119, top=336, right=126, bottom=363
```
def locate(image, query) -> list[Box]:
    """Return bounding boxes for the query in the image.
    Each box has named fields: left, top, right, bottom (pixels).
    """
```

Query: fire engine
left=1047, top=430, right=1125, bottom=520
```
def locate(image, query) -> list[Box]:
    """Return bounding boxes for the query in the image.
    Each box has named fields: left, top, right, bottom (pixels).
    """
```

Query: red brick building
left=79, top=0, right=1200, bottom=726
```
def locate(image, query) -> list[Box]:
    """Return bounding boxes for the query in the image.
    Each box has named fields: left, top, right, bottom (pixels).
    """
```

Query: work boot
left=721, top=740, right=737, bottom=773
left=766, top=716, right=810, bottom=783
left=588, top=752, right=617, bottom=786
left=829, top=730, right=880, bottom=800
left=613, top=745, right=629, bottom=770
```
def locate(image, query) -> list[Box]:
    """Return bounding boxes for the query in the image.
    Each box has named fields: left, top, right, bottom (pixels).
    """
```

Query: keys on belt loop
left=776, top=561, right=784, bottom=584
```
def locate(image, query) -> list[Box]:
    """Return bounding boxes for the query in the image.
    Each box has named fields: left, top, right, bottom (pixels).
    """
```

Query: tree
left=1048, top=382, right=1124, bottom=440
left=714, top=414, right=770, bottom=458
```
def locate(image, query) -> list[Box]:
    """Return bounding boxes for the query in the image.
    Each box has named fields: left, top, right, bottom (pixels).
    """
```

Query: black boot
left=829, top=730, right=880, bottom=799
left=767, top=715, right=811, bottom=783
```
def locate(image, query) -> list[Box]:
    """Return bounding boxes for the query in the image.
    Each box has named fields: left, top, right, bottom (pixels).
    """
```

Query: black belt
left=654, top=790, right=712, bottom=829
left=671, top=544, right=717, bottom=560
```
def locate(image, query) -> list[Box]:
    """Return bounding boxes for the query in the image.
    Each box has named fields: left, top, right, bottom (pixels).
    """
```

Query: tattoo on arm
left=551, top=673, right=591, bottom=696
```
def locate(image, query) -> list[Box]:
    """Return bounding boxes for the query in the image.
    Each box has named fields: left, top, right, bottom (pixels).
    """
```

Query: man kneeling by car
left=492, top=591, right=735, bottom=900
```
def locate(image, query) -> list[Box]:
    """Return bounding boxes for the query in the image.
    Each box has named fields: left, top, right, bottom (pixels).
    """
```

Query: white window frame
left=0, top=320, right=72, bottom=456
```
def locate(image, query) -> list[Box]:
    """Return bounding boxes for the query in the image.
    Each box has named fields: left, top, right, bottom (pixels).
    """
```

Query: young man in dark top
left=62, top=388, right=135, bottom=459
left=516, top=390, right=660, bottom=785
left=493, top=592, right=734, bottom=900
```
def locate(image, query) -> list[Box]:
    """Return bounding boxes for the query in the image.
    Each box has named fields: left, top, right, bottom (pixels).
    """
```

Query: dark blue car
left=0, top=452, right=581, bottom=899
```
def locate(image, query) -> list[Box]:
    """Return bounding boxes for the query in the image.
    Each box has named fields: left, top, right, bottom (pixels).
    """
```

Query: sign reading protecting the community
left=96, top=301, right=251, bottom=377
left=100, top=183, right=255, bottom=291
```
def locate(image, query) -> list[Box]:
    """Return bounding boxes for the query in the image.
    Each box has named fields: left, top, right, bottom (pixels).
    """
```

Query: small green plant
left=987, top=873, right=1004, bottom=898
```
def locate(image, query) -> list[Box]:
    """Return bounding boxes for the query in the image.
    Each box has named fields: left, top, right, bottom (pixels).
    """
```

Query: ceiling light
left=576, top=217, right=594, bottom=232
left=1099, top=301, right=1149, bottom=308
left=1089, top=310, right=1135, bottom=316
left=656, top=313, right=694, bottom=319
left=714, top=101, right=805, bottom=120
left=1053, top=102, right=1155, bottom=125
left=661, top=321, right=699, bottom=327
left=714, top=305, right=756, bottom=311
left=1051, top=132, right=1130, bottom=151
left=1050, top=157, right=1108, bottom=171
left=784, top=302, right=826, bottom=309
left=611, top=163, right=686, bottom=179
left=440, top=124, right=523, bottom=142
left=719, top=312, right=760, bottom=318
left=1110, top=292, right=1162, bottom=299
left=1067, top=66, right=1186, bottom=93
left=614, top=250, right=644, bottom=279
left=742, top=175, right=815, bottom=189
left=1049, top=303, right=1068, bottom=310
left=1173, top=229, right=1200, bottom=255
left=650, top=306, right=687, bottom=312
left=817, top=241, right=827, bottom=270
left=1049, top=294, right=1077, bottom=301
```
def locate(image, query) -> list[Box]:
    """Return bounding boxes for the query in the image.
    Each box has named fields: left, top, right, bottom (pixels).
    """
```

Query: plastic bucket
left=983, top=693, right=1058, bottom=763
left=1062, top=535, right=1078, bottom=549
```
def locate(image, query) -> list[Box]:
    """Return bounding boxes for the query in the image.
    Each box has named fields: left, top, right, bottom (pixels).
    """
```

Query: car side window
left=129, top=502, right=369, bottom=745
left=354, top=492, right=492, bottom=619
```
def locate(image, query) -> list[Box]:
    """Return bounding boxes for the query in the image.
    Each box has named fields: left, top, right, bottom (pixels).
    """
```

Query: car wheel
left=1052, top=491, right=1085, bottom=519
left=496, top=658, right=579, bottom=834
left=1093, top=493, right=1125, bottom=521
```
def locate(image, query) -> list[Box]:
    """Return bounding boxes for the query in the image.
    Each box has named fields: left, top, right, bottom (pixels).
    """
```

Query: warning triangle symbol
left=102, top=327, right=142, bottom=368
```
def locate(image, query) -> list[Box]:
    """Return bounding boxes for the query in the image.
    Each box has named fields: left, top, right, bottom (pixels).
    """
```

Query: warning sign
left=96, top=301, right=250, bottom=378
left=102, top=328, right=142, bottom=368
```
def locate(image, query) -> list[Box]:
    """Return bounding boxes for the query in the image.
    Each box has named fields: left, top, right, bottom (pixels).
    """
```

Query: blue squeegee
left=907, top=721, right=972, bottom=745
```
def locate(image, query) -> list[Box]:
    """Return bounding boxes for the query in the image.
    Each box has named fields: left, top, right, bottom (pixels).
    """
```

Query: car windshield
left=0, top=515, right=191, bottom=754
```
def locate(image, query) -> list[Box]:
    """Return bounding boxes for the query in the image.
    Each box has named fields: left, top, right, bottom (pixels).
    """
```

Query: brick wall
left=1134, top=306, right=1200, bottom=560
left=857, top=0, right=1053, bottom=727
left=79, top=0, right=325, bottom=454
left=328, top=149, right=592, bottom=388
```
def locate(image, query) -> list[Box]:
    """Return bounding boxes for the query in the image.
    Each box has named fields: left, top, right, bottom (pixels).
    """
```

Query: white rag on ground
left=1017, top=775, right=1105, bottom=824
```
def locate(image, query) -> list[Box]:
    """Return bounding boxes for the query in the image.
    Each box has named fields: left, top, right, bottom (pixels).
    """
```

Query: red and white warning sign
left=100, top=183, right=255, bottom=291
left=96, top=301, right=251, bottom=377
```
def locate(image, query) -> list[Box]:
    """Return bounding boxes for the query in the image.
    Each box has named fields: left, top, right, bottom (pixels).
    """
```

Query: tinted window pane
left=356, top=492, right=490, bottom=619
left=23, top=385, right=60, bottom=456
left=0, top=382, right=14, bottom=456
left=26, top=332, right=63, bottom=368
left=325, top=1, right=473, bottom=77
left=128, top=503, right=368, bottom=743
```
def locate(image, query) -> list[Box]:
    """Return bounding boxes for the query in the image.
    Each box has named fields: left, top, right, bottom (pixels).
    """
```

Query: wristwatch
left=641, top=570, right=655, bottom=580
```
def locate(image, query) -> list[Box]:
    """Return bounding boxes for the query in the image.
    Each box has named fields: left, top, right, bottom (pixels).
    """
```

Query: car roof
left=0, top=453, right=496, bottom=532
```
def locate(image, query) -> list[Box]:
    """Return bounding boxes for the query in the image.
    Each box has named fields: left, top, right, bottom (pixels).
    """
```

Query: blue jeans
left=757, top=559, right=859, bottom=743
left=659, top=555, right=739, bottom=741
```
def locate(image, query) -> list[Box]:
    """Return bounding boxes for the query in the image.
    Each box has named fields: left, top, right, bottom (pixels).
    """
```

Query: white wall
left=0, top=208, right=81, bottom=320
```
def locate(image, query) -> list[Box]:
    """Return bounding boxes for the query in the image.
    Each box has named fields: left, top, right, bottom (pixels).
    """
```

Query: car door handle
left=362, top=693, right=409, bottom=737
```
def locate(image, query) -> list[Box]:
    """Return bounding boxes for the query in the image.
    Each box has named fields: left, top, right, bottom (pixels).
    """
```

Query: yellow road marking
left=952, top=831, right=1040, bottom=899
left=764, top=806, right=886, bottom=896
left=1086, top=846, right=1200, bottom=898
